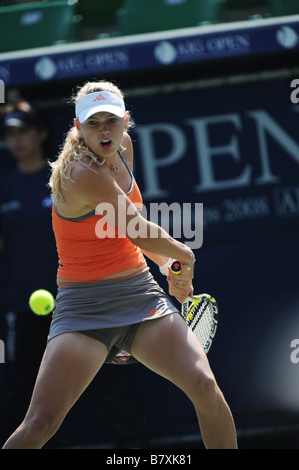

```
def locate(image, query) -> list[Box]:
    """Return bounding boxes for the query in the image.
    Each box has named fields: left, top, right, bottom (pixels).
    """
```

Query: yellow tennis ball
left=29, top=289, right=55, bottom=316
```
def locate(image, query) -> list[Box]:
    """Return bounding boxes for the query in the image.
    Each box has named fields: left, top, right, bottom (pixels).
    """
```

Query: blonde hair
left=49, top=80, right=133, bottom=203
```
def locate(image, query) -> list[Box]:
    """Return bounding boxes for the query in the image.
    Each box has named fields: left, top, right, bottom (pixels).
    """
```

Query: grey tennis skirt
left=47, top=268, right=179, bottom=364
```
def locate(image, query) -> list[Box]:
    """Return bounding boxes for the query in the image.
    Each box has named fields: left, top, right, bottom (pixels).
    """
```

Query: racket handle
left=170, top=260, right=181, bottom=275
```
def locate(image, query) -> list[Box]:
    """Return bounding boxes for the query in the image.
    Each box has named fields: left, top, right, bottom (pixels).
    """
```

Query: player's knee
left=192, top=372, right=219, bottom=410
left=22, top=411, right=62, bottom=444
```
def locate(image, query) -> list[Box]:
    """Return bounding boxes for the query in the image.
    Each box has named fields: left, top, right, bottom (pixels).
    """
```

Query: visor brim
left=77, top=105, right=125, bottom=123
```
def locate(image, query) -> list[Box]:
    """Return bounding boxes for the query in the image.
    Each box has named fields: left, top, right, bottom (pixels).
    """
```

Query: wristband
left=159, top=259, right=173, bottom=276
left=185, top=257, right=196, bottom=271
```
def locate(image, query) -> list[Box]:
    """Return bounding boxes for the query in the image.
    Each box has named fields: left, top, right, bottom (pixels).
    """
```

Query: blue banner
left=128, top=75, right=299, bottom=245
left=0, top=15, right=299, bottom=87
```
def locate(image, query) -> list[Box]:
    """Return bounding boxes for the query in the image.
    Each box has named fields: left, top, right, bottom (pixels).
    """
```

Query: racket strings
left=186, top=298, right=218, bottom=352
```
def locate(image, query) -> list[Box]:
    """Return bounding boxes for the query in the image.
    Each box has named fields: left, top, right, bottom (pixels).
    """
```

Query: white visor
left=75, top=91, right=125, bottom=123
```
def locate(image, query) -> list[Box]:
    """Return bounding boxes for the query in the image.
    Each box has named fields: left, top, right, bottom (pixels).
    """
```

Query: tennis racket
left=170, top=261, right=219, bottom=353
left=181, top=294, right=218, bottom=354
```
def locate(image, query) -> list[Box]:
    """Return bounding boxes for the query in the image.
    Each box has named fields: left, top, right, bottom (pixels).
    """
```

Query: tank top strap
left=118, top=148, right=134, bottom=195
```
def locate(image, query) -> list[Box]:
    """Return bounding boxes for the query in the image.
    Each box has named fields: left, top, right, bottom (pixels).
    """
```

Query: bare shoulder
left=71, top=157, right=113, bottom=193
left=70, top=156, right=105, bottom=182
left=60, top=157, right=116, bottom=213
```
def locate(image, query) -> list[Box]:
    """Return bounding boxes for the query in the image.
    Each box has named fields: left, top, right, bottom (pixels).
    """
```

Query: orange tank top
left=52, top=152, right=145, bottom=281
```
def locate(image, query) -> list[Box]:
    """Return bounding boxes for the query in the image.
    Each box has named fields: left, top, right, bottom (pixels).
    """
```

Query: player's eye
left=87, top=120, right=97, bottom=126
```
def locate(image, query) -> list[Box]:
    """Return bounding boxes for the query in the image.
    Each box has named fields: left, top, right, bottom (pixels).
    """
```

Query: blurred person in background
left=0, top=100, right=58, bottom=444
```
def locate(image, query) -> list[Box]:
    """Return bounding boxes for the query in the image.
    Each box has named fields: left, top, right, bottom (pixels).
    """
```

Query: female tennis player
left=2, top=80, right=237, bottom=449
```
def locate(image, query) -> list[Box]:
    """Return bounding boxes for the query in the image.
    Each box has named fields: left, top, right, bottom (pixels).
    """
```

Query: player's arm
left=72, top=163, right=195, bottom=267
left=121, top=133, right=193, bottom=269
left=140, top=249, right=169, bottom=268
left=121, top=137, right=170, bottom=266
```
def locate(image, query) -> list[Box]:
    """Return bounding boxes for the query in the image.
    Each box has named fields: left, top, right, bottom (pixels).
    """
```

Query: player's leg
left=131, top=313, right=237, bottom=449
left=2, top=332, right=108, bottom=449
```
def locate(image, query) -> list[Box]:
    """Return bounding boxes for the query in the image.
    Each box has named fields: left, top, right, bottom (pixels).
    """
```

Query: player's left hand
left=167, top=273, right=193, bottom=303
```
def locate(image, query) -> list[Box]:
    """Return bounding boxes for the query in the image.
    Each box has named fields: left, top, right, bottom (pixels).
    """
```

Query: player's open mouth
left=101, top=139, right=112, bottom=146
